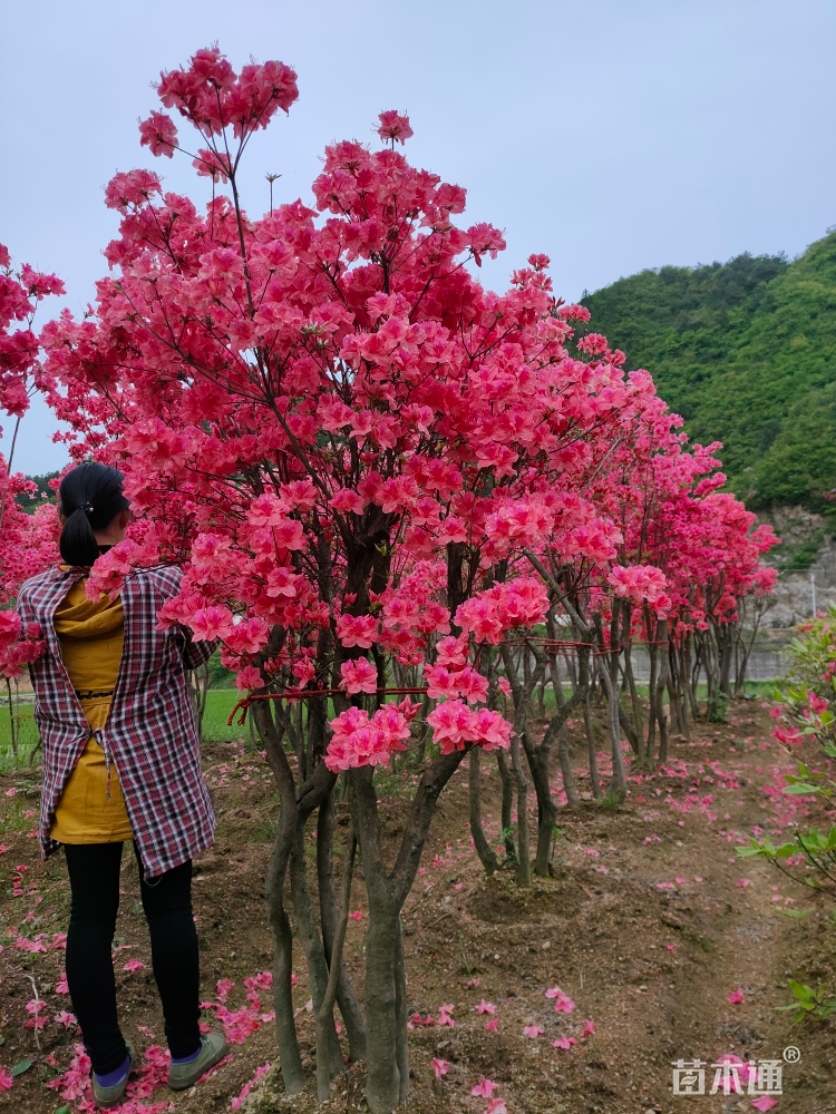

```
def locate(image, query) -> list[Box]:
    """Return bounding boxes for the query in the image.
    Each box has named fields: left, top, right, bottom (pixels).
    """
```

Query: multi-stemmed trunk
left=254, top=697, right=363, bottom=1097
left=350, top=751, right=466, bottom=1113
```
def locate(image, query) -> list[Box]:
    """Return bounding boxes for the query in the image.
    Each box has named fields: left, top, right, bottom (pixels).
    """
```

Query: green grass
left=201, top=688, right=251, bottom=743
left=0, top=698, right=40, bottom=772
left=0, top=788, right=40, bottom=834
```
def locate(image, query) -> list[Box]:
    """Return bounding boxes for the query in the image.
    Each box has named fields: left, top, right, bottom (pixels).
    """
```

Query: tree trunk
left=315, top=832, right=356, bottom=1101
left=654, top=621, right=671, bottom=765
left=393, top=914, right=409, bottom=1103
left=253, top=700, right=306, bottom=1095
left=618, top=704, right=641, bottom=757
left=265, top=818, right=305, bottom=1095
left=5, top=678, right=19, bottom=758
left=545, top=637, right=579, bottom=809
left=718, top=622, right=734, bottom=700
left=529, top=740, right=556, bottom=877
left=645, top=640, right=658, bottom=758
left=511, top=733, right=531, bottom=887
left=582, top=693, right=602, bottom=799
left=496, top=750, right=516, bottom=862
left=557, top=726, right=579, bottom=808
left=595, top=653, right=627, bottom=802
left=316, top=795, right=367, bottom=1061
left=469, top=747, right=499, bottom=875
left=622, top=604, right=644, bottom=744
left=187, top=661, right=210, bottom=742
left=349, top=768, right=402, bottom=1113
left=363, top=895, right=403, bottom=1113
left=351, top=751, right=466, bottom=1113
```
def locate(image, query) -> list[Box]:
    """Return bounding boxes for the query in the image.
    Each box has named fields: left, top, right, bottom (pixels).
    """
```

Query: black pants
left=64, top=842, right=201, bottom=1075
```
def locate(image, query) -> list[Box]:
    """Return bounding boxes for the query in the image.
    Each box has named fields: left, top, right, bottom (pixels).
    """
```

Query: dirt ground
left=2, top=702, right=836, bottom=1114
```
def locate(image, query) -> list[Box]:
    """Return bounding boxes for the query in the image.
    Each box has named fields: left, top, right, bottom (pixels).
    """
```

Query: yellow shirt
left=50, top=579, right=134, bottom=843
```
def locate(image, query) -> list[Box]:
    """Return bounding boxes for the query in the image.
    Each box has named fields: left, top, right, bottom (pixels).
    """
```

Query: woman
left=17, top=462, right=228, bottom=1108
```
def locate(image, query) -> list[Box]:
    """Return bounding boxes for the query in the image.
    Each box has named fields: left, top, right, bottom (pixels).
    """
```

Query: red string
left=227, top=686, right=428, bottom=726
left=226, top=633, right=672, bottom=726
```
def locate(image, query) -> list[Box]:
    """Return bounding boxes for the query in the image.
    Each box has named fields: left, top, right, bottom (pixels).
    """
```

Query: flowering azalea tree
left=474, top=381, right=779, bottom=875
left=0, top=247, right=61, bottom=683
left=19, top=45, right=780, bottom=1113
left=31, top=46, right=679, bottom=1110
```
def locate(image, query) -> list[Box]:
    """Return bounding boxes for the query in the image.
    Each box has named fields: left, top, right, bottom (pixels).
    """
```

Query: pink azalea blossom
left=728, top=989, right=745, bottom=1005
left=545, top=987, right=576, bottom=1014
left=431, top=1058, right=450, bottom=1079
left=523, top=1024, right=544, bottom=1038
left=216, top=978, right=235, bottom=1003
left=552, top=1034, right=577, bottom=1049
left=475, top=1000, right=496, bottom=1015
left=376, top=110, right=414, bottom=145
left=340, top=656, right=378, bottom=695
left=231, top=1063, right=271, bottom=1111
left=471, top=1078, right=498, bottom=1098
left=751, top=1097, right=778, bottom=1112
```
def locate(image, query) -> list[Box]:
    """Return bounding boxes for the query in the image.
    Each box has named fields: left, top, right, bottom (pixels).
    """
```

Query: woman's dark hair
left=58, top=462, right=130, bottom=567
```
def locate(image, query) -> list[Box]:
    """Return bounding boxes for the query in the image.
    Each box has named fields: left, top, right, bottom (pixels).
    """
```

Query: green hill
left=580, top=233, right=836, bottom=513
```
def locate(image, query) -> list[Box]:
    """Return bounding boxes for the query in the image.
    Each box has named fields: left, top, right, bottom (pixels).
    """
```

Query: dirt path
left=1, top=704, right=835, bottom=1114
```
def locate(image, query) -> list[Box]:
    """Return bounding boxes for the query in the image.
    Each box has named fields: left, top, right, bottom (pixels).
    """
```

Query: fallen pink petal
left=553, top=1035, right=577, bottom=1050
left=485, top=1100, right=509, bottom=1114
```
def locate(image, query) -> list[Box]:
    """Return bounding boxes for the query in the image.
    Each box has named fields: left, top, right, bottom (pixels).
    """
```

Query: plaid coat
left=18, top=565, right=215, bottom=878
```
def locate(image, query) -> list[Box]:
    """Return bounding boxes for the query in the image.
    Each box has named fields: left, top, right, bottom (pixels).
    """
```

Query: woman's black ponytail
left=58, top=462, right=130, bottom=567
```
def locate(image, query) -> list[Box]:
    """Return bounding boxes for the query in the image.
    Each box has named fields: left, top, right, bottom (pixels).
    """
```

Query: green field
left=200, top=688, right=253, bottom=743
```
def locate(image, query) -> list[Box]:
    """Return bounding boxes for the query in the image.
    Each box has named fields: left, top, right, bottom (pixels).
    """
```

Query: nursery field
left=2, top=701, right=836, bottom=1114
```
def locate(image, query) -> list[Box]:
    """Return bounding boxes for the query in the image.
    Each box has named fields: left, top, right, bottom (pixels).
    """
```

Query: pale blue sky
left=2, top=0, right=835, bottom=474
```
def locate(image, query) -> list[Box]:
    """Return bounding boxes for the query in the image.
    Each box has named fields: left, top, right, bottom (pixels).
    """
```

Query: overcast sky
left=2, top=0, right=835, bottom=475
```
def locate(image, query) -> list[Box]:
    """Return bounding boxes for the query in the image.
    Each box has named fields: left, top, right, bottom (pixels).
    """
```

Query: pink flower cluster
left=201, top=971, right=274, bottom=1045
left=325, top=703, right=414, bottom=772
left=0, top=244, right=63, bottom=420
left=455, top=579, right=549, bottom=644
left=426, top=700, right=512, bottom=754
left=607, top=564, right=670, bottom=614
left=150, top=46, right=298, bottom=146
left=376, top=110, right=414, bottom=145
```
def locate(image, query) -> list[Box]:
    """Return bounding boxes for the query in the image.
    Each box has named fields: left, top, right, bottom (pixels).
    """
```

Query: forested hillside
left=580, top=232, right=836, bottom=512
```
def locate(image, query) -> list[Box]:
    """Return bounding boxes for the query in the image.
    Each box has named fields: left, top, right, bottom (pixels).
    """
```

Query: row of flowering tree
left=0, top=249, right=63, bottom=748
left=0, top=47, right=778, bottom=1113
